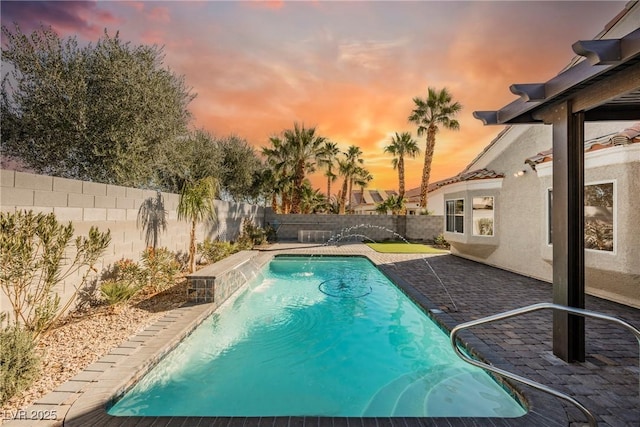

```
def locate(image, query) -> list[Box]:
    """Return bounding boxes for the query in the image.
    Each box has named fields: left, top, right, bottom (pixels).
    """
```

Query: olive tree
left=1, top=24, right=195, bottom=188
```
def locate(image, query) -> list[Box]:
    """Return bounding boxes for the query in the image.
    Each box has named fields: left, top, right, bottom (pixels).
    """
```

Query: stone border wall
left=265, top=212, right=444, bottom=242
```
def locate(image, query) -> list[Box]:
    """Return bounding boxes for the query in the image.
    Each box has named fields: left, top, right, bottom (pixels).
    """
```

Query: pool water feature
left=109, top=255, right=526, bottom=418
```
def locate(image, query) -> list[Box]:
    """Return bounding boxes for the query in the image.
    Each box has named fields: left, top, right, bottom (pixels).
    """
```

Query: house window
left=585, top=182, right=614, bottom=252
left=547, top=182, right=614, bottom=251
left=472, top=197, right=494, bottom=236
left=445, top=199, right=464, bottom=233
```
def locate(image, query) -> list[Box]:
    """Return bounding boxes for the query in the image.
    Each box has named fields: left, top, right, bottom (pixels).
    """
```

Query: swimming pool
left=109, top=255, right=526, bottom=417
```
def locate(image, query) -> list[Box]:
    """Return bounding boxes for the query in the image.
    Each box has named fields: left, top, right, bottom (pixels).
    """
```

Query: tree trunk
left=339, top=178, right=348, bottom=214
left=398, top=156, right=406, bottom=215
left=419, top=126, right=437, bottom=208
left=398, top=156, right=405, bottom=199
left=291, top=161, right=305, bottom=214
left=189, top=219, right=196, bottom=273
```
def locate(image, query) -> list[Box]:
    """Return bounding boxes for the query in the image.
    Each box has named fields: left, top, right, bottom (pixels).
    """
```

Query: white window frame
left=445, top=198, right=464, bottom=234
left=472, top=196, right=495, bottom=237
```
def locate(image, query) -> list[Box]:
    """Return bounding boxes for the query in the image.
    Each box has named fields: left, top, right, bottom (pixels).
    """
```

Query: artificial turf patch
left=365, top=242, right=449, bottom=254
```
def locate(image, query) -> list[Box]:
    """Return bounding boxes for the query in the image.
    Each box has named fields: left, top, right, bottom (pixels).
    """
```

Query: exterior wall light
left=513, top=170, right=526, bottom=177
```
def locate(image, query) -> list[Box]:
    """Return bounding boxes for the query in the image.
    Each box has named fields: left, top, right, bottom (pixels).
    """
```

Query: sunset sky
left=1, top=1, right=627, bottom=192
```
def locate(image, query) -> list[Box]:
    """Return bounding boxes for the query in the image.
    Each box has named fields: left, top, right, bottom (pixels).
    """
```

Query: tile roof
left=525, top=123, right=640, bottom=168
left=405, top=168, right=504, bottom=200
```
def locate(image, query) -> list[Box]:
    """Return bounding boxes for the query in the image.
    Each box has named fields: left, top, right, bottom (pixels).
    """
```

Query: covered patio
left=474, top=27, right=640, bottom=363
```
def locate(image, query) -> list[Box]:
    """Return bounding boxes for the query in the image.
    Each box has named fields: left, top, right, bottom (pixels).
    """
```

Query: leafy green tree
left=1, top=24, right=194, bottom=187
left=156, top=129, right=223, bottom=194
left=217, top=135, right=264, bottom=202
left=384, top=132, right=420, bottom=203
left=408, top=87, right=462, bottom=207
left=177, top=177, right=219, bottom=273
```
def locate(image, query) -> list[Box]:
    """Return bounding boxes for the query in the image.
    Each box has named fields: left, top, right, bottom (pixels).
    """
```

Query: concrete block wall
left=0, top=170, right=264, bottom=315
left=265, top=212, right=443, bottom=242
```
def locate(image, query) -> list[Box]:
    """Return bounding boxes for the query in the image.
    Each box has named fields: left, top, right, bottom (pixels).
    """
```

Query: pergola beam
left=572, top=39, right=621, bottom=65
left=510, top=84, right=546, bottom=102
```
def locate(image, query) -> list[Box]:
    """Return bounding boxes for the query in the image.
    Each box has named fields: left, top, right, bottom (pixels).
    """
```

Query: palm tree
left=375, top=195, right=405, bottom=215
left=299, top=180, right=328, bottom=214
left=409, top=87, right=462, bottom=208
left=177, top=176, right=218, bottom=273
left=345, top=145, right=364, bottom=212
left=318, top=141, right=340, bottom=200
left=262, top=136, right=292, bottom=213
left=384, top=132, right=420, bottom=202
left=353, top=166, right=373, bottom=201
left=282, top=123, right=326, bottom=214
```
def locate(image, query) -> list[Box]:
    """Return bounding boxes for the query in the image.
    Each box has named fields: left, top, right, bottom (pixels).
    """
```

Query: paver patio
left=3, top=243, right=638, bottom=427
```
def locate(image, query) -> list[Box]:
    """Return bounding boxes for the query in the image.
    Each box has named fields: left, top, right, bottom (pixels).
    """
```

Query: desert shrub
left=140, top=247, right=180, bottom=292
left=99, top=258, right=144, bottom=305
left=173, top=250, right=190, bottom=273
left=433, top=233, right=450, bottom=249
left=198, top=239, right=237, bottom=264
left=0, top=320, right=40, bottom=405
left=237, top=219, right=267, bottom=249
left=0, top=210, right=110, bottom=340
left=100, top=280, right=139, bottom=305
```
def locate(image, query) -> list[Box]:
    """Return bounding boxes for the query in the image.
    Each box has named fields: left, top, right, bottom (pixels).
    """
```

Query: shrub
left=99, top=258, right=144, bottom=305
left=0, top=210, right=110, bottom=340
left=433, top=233, right=450, bottom=249
left=140, top=247, right=180, bottom=292
left=198, top=239, right=237, bottom=264
left=237, top=219, right=267, bottom=249
left=100, top=280, right=139, bottom=305
left=0, top=320, right=40, bottom=405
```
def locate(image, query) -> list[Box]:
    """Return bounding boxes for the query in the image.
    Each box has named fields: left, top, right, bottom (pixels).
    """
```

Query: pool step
left=362, top=366, right=474, bottom=417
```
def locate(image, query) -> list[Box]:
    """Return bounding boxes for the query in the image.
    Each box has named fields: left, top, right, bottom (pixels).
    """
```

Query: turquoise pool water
left=109, top=256, right=526, bottom=417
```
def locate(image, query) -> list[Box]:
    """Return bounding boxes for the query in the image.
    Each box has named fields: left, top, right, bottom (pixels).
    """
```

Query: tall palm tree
left=384, top=132, right=420, bottom=202
left=282, top=123, right=326, bottom=214
left=345, top=145, right=364, bottom=211
left=177, top=176, right=218, bottom=273
left=353, top=166, right=373, bottom=201
left=409, top=87, right=462, bottom=208
left=262, top=136, right=292, bottom=213
left=318, top=141, right=340, bottom=200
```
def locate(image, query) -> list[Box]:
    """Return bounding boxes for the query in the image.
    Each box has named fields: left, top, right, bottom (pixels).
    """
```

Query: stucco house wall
left=432, top=122, right=639, bottom=308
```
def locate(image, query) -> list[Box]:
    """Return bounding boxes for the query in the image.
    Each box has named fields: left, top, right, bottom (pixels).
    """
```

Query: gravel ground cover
left=0, top=280, right=188, bottom=424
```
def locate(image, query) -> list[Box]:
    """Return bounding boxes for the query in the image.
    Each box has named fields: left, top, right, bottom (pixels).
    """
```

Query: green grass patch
left=366, top=242, right=449, bottom=254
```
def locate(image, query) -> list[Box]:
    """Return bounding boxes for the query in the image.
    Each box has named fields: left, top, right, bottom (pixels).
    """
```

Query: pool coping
left=3, top=248, right=571, bottom=427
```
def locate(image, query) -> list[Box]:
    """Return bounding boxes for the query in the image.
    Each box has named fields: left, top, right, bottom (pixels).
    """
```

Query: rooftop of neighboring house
left=350, top=189, right=398, bottom=207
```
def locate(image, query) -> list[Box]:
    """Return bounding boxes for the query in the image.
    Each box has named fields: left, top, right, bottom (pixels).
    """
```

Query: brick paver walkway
left=381, top=252, right=640, bottom=427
